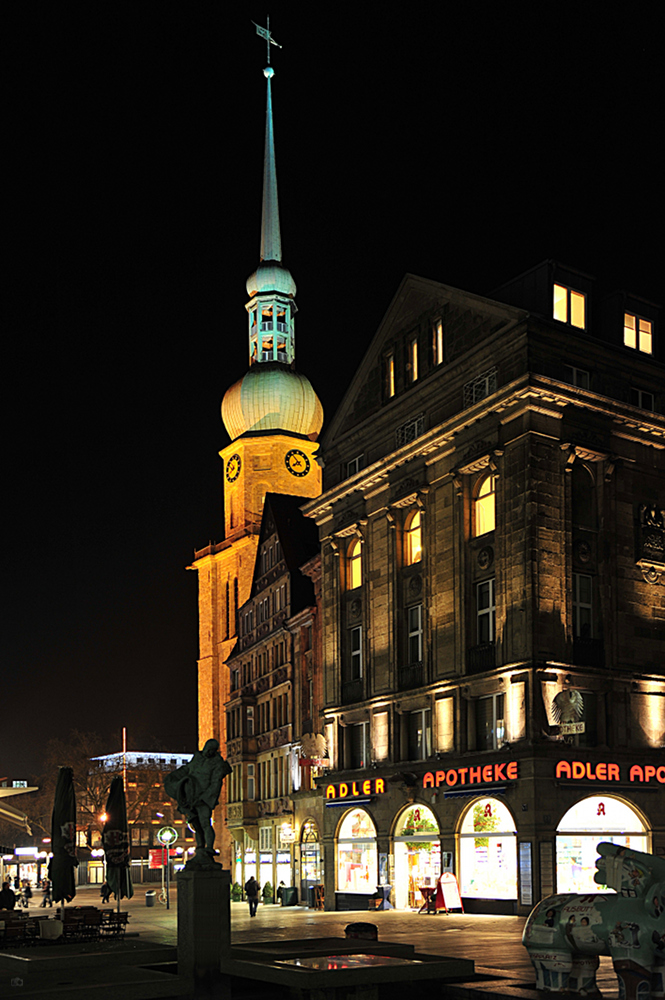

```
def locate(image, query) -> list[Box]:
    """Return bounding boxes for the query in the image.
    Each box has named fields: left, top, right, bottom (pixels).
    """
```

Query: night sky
left=4, top=6, right=662, bottom=779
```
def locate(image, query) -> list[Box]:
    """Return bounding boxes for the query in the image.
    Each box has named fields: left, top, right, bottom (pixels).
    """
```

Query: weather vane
left=252, top=16, right=282, bottom=66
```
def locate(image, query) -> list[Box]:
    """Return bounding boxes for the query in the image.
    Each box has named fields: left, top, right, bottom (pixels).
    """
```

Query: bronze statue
left=164, top=739, right=232, bottom=863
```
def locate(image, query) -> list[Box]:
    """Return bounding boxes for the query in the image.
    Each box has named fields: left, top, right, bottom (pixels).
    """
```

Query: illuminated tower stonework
left=193, top=47, right=322, bottom=867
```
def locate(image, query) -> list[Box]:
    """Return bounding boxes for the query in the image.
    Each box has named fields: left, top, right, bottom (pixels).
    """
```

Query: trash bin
left=307, top=886, right=315, bottom=909
left=145, top=890, right=156, bottom=907
left=281, top=886, right=298, bottom=906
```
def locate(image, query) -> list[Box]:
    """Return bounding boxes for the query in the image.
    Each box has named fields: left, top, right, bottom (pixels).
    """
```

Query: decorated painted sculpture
left=523, top=842, right=665, bottom=1000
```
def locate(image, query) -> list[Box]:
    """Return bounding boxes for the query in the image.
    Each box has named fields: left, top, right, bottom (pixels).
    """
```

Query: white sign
left=561, top=722, right=585, bottom=735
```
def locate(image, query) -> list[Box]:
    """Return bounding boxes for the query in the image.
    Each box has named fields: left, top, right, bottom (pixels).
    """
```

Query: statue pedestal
left=177, top=862, right=231, bottom=996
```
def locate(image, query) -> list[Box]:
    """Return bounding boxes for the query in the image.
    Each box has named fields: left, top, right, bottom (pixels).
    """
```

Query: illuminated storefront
left=393, top=805, right=441, bottom=910
left=336, top=808, right=377, bottom=895
left=300, top=819, right=323, bottom=899
left=556, top=795, right=648, bottom=893
left=459, top=797, right=517, bottom=901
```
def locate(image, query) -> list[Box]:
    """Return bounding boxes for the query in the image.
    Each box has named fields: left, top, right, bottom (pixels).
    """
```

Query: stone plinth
left=177, top=863, right=230, bottom=993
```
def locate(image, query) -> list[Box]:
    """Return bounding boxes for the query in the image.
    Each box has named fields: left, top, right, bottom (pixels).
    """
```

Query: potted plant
left=262, top=881, right=273, bottom=904
left=231, top=882, right=242, bottom=902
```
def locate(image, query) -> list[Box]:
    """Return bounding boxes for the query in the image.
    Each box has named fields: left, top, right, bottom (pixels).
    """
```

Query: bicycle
left=158, top=888, right=168, bottom=905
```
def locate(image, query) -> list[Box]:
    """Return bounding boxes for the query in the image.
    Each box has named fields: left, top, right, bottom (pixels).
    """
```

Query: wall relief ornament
left=408, top=574, right=422, bottom=596
left=637, top=502, right=665, bottom=583
left=478, top=546, right=494, bottom=570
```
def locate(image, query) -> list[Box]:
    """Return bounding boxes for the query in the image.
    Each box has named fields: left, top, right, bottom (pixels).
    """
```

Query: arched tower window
left=348, top=538, right=362, bottom=590
left=404, top=509, right=422, bottom=565
left=474, top=473, right=496, bottom=536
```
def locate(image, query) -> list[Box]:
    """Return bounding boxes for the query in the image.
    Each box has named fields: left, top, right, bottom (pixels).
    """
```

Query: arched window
left=459, top=798, right=517, bottom=900
left=571, top=463, right=596, bottom=530
left=348, top=538, right=362, bottom=589
left=556, top=796, right=647, bottom=893
left=404, top=508, right=422, bottom=564
left=474, top=474, right=496, bottom=536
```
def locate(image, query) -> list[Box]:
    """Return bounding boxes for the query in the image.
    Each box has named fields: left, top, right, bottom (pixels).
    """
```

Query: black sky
left=4, top=5, right=662, bottom=779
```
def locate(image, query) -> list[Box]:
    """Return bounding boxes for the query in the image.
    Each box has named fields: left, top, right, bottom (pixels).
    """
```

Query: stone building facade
left=303, top=261, right=665, bottom=914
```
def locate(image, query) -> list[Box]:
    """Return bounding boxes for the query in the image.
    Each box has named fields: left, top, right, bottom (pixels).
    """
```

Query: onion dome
left=222, top=363, right=323, bottom=441
left=246, top=261, right=296, bottom=299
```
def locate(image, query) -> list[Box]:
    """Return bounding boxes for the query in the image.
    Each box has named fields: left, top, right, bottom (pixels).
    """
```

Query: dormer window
left=408, top=337, right=419, bottom=382
left=432, top=319, right=444, bottom=366
left=624, top=313, right=652, bottom=355
left=553, top=284, right=586, bottom=329
left=386, top=353, right=395, bottom=398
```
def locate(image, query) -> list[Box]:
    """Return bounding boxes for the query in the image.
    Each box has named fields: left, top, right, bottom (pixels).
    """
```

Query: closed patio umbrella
left=48, top=766, right=78, bottom=904
left=102, top=776, right=134, bottom=905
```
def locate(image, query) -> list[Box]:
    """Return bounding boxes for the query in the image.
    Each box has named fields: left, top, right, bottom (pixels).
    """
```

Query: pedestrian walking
left=244, top=875, right=260, bottom=917
left=40, top=877, right=53, bottom=907
left=0, top=881, right=16, bottom=909
left=100, top=881, right=112, bottom=905
left=21, top=880, right=32, bottom=908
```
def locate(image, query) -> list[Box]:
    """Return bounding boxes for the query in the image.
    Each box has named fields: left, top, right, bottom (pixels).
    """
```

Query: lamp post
left=156, top=826, right=177, bottom=910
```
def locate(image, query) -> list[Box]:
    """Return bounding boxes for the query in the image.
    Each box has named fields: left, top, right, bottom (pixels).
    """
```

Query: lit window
left=624, top=313, right=652, bottom=354
left=350, top=721, right=369, bottom=768
left=407, top=604, right=423, bottom=663
left=476, top=693, right=505, bottom=750
left=474, top=474, right=496, bottom=536
left=348, top=538, right=362, bottom=589
left=553, top=284, right=586, bottom=329
left=563, top=365, right=590, bottom=389
left=477, top=579, right=496, bottom=644
left=386, top=353, right=395, bottom=398
left=404, top=508, right=422, bottom=564
left=408, top=337, right=418, bottom=382
left=630, top=387, right=654, bottom=411
left=350, top=626, right=363, bottom=679
left=433, top=319, right=444, bottom=365
left=572, top=573, right=593, bottom=638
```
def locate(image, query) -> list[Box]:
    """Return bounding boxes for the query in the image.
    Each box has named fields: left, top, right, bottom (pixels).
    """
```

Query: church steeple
left=222, top=28, right=322, bottom=445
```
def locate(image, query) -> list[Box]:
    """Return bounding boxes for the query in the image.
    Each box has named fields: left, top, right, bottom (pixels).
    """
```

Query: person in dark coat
left=245, top=876, right=260, bottom=917
left=100, top=881, right=112, bottom=904
left=0, top=881, right=16, bottom=909
left=40, top=877, right=53, bottom=907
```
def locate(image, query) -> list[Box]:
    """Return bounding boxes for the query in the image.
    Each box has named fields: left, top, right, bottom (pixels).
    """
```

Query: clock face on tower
left=225, top=453, right=242, bottom=483
left=285, top=448, right=310, bottom=478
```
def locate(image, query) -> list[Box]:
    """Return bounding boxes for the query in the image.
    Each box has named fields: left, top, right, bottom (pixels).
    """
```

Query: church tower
left=193, top=27, right=323, bottom=866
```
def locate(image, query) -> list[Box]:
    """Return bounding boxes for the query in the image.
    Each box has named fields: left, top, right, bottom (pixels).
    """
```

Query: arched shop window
left=393, top=805, right=440, bottom=910
left=459, top=798, right=517, bottom=900
left=337, top=808, right=377, bottom=894
left=556, top=795, right=648, bottom=894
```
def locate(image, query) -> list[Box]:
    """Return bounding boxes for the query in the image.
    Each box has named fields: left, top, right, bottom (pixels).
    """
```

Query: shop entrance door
left=459, top=797, right=517, bottom=902
left=393, top=805, right=441, bottom=910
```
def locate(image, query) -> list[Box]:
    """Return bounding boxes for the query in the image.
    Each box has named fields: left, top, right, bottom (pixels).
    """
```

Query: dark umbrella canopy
left=48, top=766, right=78, bottom=904
left=103, top=776, right=134, bottom=901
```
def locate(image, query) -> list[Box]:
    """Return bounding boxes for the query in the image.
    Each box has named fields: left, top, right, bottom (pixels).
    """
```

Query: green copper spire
left=261, top=66, right=281, bottom=263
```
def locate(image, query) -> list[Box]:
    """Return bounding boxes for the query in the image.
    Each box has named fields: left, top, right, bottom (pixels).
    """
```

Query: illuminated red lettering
left=483, top=765, right=493, bottom=783
left=629, top=766, right=644, bottom=782
left=352, top=782, right=359, bottom=796
left=596, top=763, right=607, bottom=780
left=469, top=767, right=481, bottom=783
left=572, top=761, right=585, bottom=779
left=362, top=780, right=371, bottom=795
left=556, top=761, right=571, bottom=779
left=494, top=762, right=506, bottom=781
left=423, top=772, right=434, bottom=789
left=597, top=803, right=605, bottom=816
left=326, top=785, right=336, bottom=799
left=435, top=771, right=446, bottom=787
left=608, top=764, right=620, bottom=781
left=586, top=763, right=596, bottom=780
left=644, top=766, right=656, bottom=783
left=506, top=761, right=518, bottom=779
left=339, top=783, right=348, bottom=797
left=375, top=778, right=385, bottom=794
left=458, top=768, right=468, bottom=784
left=446, top=769, right=458, bottom=786
left=657, top=767, right=665, bottom=783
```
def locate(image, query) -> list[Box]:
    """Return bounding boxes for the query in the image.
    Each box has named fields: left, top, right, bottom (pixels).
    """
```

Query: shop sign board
left=423, top=761, right=519, bottom=789
left=560, top=722, right=585, bottom=735
left=555, top=760, right=665, bottom=783
left=325, top=777, right=385, bottom=799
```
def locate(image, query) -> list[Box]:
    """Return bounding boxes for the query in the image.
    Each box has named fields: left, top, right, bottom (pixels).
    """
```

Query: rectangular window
left=433, top=319, right=444, bottom=366
left=350, top=721, right=369, bottom=768
left=477, top=579, right=496, bottom=644
left=407, top=604, right=423, bottom=663
left=407, top=708, right=431, bottom=760
left=386, top=353, right=395, bottom=398
left=476, top=693, right=505, bottom=751
left=630, top=387, right=654, bottom=411
left=395, top=413, right=425, bottom=447
left=247, top=764, right=255, bottom=801
left=572, top=572, right=593, bottom=638
left=553, top=284, right=586, bottom=329
left=408, top=337, right=419, bottom=382
left=347, top=455, right=364, bottom=477
left=563, top=365, right=590, bottom=390
left=259, top=826, right=273, bottom=851
left=624, top=313, right=653, bottom=354
left=463, top=367, right=497, bottom=407
left=350, top=626, right=363, bottom=679
left=247, top=705, right=254, bottom=736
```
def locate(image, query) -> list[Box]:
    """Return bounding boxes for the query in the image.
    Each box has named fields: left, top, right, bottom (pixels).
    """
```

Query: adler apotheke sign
left=555, top=760, right=665, bottom=783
